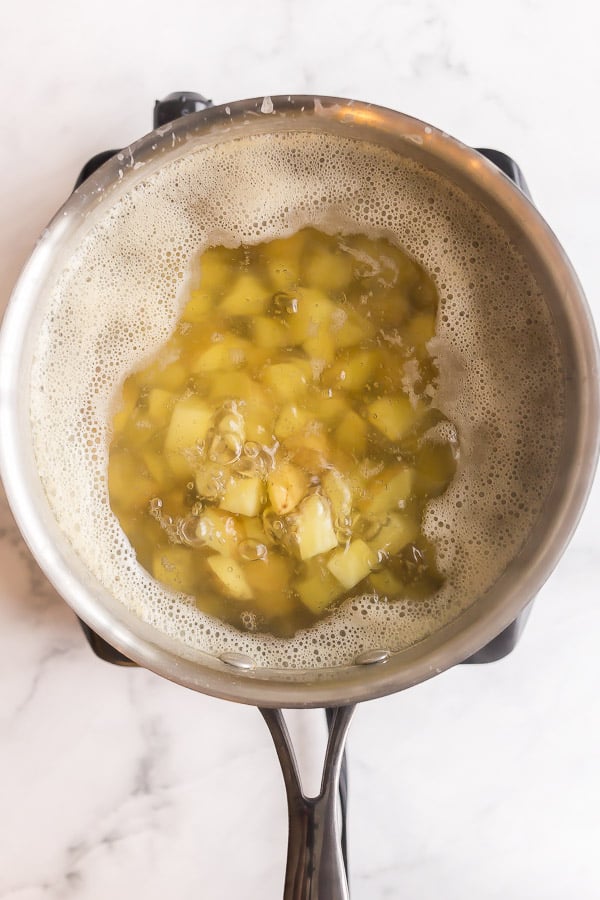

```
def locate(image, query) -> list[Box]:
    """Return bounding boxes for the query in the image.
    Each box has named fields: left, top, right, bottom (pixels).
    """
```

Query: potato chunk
left=295, top=563, right=344, bottom=614
left=267, top=462, right=310, bottom=515
left=293, top=494, right=338, bottom=560
left=220, top=475, right=265, bottom=517
left=219, top=274, right=270, bottom=316
left=164, top=398, right=212, bottom=476
left=207, top=556, right=253, bottom=600
left=327, top=540, right=376, bottom=590
left=367, top=395, right=416, bottom=442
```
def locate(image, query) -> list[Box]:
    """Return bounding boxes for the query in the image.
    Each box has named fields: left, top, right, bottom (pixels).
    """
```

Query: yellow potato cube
left=181, top=289, right=213, bottom=322
left=303, top=246, right=354, bottom=291
left=303, top=331, right=337, bottom=366
left=321, top=469, right=352, bottom=525
left=207, top=555, right=253, bottom=600
left=368, top=513, right=419, bottom=557
left=335, top=409, right=368, bottom=457
left=260, top=362, right=308, bottom=402
left=165, top=398, right=212, bottom=454
left=369, top=568, right=404, bottom=597
left=139, top=443, right=174, bottom=487
left=292, top=494, right=338, bottom=560
left=263, top=230, right=309, bottom=290
left=333, top=309, right=375, bottom=347
left=267, top=462, right=310, bottom=515
left=403, top=313, right=436, bottom=348
left=244, top=401, right=276, bottom=442
left=192, top=335, right=252, bottom=373
left=153, top=546, right=197, bottom=595
left=310, top=391, right=349, bottom=426
left=138, top=359, right=188, bottom=393
left=198, top=246, right=235, bottom=292
left=415, top=441, right=456, bottom=497
left=294, top=561, right=344, bottom=614
left=108, top=449, right=158, bottom=511
left=360, top=465, right=415, bottom=516
left=287, top=288, right=335, bottom=344
left=219, top=274, right=270, bottom=316
left=147, top=388, right=175, bottom=425
left=244, top=555, right=294, bottom=605
left=327, top=540, right=376, bottom=590
left=195, top=508, right=242, bottom=556
left=274, top=404, right=312, bottom=440
left=111, top=376, right=139, bottom=433
left=220, top=475, right=265, bottom=517
left=367, top=395, right=416, bottom=442
left=252, top=316, right=289, bottom=349
left=323, top=350, right=378, bottom=392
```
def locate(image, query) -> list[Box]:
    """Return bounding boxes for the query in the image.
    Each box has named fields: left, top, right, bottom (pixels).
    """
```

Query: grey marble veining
left=1, top=0, right=599, bottom=897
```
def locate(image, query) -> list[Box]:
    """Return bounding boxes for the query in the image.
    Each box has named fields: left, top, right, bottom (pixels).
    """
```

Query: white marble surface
left=1, top=1, right=599, bottom=897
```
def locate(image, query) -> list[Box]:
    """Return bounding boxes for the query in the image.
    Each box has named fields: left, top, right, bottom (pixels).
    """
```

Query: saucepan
left=0, top=96, right=598, bottom=898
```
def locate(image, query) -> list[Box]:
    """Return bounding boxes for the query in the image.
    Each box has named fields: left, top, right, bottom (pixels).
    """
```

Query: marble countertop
left=1, top=1, right=599, bottom=897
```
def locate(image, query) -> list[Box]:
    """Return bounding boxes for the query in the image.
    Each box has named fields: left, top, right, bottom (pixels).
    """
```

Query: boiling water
left=29, top=130, right=564, bottom=668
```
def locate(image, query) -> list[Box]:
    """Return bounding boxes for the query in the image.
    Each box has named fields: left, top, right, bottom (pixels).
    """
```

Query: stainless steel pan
left=1, top=96, right=598, bottom=898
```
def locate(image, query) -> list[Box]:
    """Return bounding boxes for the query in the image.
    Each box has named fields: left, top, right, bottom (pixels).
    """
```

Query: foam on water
left=29, top=130, right=564, bottom=669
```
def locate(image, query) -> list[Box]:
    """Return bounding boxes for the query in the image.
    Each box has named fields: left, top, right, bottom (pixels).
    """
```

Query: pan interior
left=27, top=124, right=564, bottom=673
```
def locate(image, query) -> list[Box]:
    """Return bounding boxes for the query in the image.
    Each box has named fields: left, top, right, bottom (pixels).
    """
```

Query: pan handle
left=260, top=705, right=356, bottom=900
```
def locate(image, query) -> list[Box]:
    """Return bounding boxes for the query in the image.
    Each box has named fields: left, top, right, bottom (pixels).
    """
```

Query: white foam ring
left=30, top=131, right=564, bottom=669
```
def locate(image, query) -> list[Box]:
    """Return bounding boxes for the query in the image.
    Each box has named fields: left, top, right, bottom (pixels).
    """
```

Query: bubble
left=239, top=539, right=267, bottom=561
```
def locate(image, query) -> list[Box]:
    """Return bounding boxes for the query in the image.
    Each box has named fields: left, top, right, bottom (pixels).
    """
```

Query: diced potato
left=293, top=494, right=338, bottom=560
left=181, top=289, right=213, bottom=322
left=244, top=555, right=294, bottom=606
left=303, top=331, right=337, bottom=365
left=327, top=539, right=376, bottom=590
left=414, top=441, right=456, bottom=497
left=294, top=562, right=344, bottom=614
left=403, top=313, right=436, bottom=348
left=369, top=568, right=404, bottom=597
left=321, top=468, right=352, bottom=525
left=147, top=388, right=175, bottom=425
left=323, top=350, right=378, bottom=392
left=264, top=230, right=308, bottom=290
left=219, top=274, right=270, bottom=316
left=286, top=288, right=335, bottom=344
left=267, top=462, right=310, bottom=515
left=242, top=515, right=272, bottom=546
left=196, top=508, right=242, bottom=556
left=192, top=335, right=252, bottom=373
left=139, top=443, right=174, bottom=486
left=165, top=397, right=212, bottom=454
left=368, top=513, right=419, bottom=557
left=367, top=395, right=416, bottom=442
left=260, top=362, right=308, bottom=402
left=220, top=475, right=265, bottom=517
left=360, top=465, right=415, bottom=516
left=252, top=316, right=289, bottom=349
left=207, top=555, right=253, bottom=600
left=335, top=409, right=368, bottom=457
left=111, top=377, right=138, bottom=435
left=333, top=309, right=375, bottom=347
left=303, top=245, right=354, bottom=291
left=153, top=546, right=197, bottom=594
left=310, top=391, right=349, bottom=426
left=138, top=359, right=188, bottom=393
left=244, top=401, right=275, bottom=443
left=108, top=449, right=158, bottom=511
left=198, top=246, right=235, bottom=292
left=283, top=429, right=333, bottom=474
left=274, top=404, right=313, bottom=440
